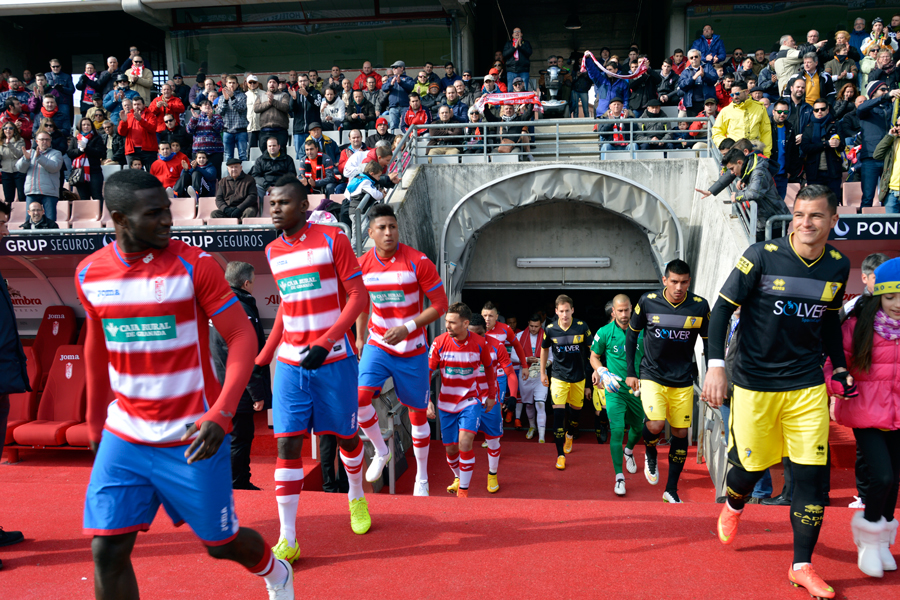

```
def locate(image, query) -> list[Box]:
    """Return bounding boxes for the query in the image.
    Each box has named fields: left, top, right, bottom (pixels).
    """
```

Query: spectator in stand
left=305, top=122, right=339, bottom=164
left=319, top=87, right=345, bottom=131
left=147, top=82, right=186, bottom=139
left=382, top=61, right=414, bottom=130
left=67, top=117, right=106, bottom=201
left=38, top=95, right=68, bottom=133
left=86, top=96, right=108, bottom=130
left=833, top=83, right=860, bottom=121
left=186, top=99, right=224, bottom=179
left=253, top=75, right=290, bottom=153
left=213, top=158, right=259, bottom=219
left=308, top=69, right=324, bottom=92
left=722, top=146, right=788, bottom=240
left=413, top=71, right=431, bottom=97
left=658, top=59, right=680, bottom=106
left=0, top=122, right=26, bottom=202
left=104, top=74, right=140, bottom=127
left=39, top=119, right=67, bottom=163
left=75, top=62, right=104, bottom=117
left=785, top=77, right=813, bottom=133
left=773, top=34, right=824, bottom=95
left=481, top=99, right=535, bottom=157
left=353, top=61, right=382, bottom=90
left=481, top=74, right=501, bottom=98
left=597, top=96, right=636, bottom=153
left=628, top=60, right=661, bottom=117
left=19, top=199, right=58, bottom=229
left=149, top=139, right=185, bottom=191
left=691, top=25, right=727, bottom=64
left=299, top=138, right=337, bottom=203
left=584, top=58, right=631, bottom=117
left=118, top=95, right=157, bottom=169
left=250, top=136, right=296, bottom=200
left=362, top=76, right=386, bottom=117
left=669, top=49, right=688, bottom=75
left=160, top=109, right=192, bottom=150
left=800, top=99, right=844, bottom=201
left=874, top=117, right=900, bottom=213
left=463, top=106, right=486, bottom=153
left=401, top=92, right=432, bottom=137
left=188, top=72, right=206, bottom=106
left=441, top=62, right=462, bottom=91
left=44, top=59, right=74, bottom=128
left=785, top=53, right=835, bottom=107
left=215, top=75, right=249, bottom=161
left=460, top=71, right=479, bottom=103
left=858, top=46, right=881, bottom=92
left=715, top=73, right=735, bottom=111
left=857, top=82, right=900, bottom=208
left=0, top=76, right=30, bottom=110
left=713, top=81, right=772, bottom=156
left=340, top=78, right=354, bottom=107
left=175, top=150, right=217, bottom=199
left=427, top=105, right=463, bottom=159
left=15, top=131, right=63, bottom=221
left=26, top=74, right=57, bottom=115
left=171, top=74, right=191, bottom=110
left=1, top=98, right=32, bottom=148
left=441, top=84, right=468, bottom=122
left=421, top=82, right=443, bottom=116
left=126, top=56, right=153, bottom=105
left=489, top=67, right=508, bottom=92
left=422, top=62, right=441, bottom=87
left=829, top=31, right=862, bottom=63
left=345, top=88, right=376, bottom=130
left=121, top=45, right=148, bottom=72
left=337, top=128, right=367, bottom=185
left=288, top=72, right=323, bottom=153
left=724, top=48, right=745, bottom=76
left=21, top=69, right=34, bottom=89
left=677, top=49, right=718, bottom=117
left=861, top=17, right=898, bottom=55
left=193, top=78, right=218, bottom=108
left=102, top=120, right=125, bottom=165
left=242, top=75, right=263, bottom=150
left=825, top=44, right=859, bottom=85
left=503, top=27, right=533, bottom=91
left=850, top=17, right=869, bottom=53
left=634, top=99, right=670, bottom=150
left=342, top=159, right=384, bottom=241
left=689, top=98, right=719, bottom=148
left=128, top=157, right=143, bottom=170
left=767, top=99, right=800, bottom=199
left=365, top=116, right=395, bottom=148
left=754, top=49, right=769, bottom=70
left=325, top=65, right=346, bottom=95
left=869, top=48, right=900, bottom=89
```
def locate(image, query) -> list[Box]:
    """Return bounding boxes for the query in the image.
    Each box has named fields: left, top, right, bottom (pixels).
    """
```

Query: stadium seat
left=66, top=386, right=114, bottom=447
left=32, top=305, right=77, bottom=390
left=69, top=199, right=101, bottom=223
left=4, top=347, right=40, bottom=446
left=261, top=197, right=271, bottom=217
left=239, top=217, right=271, bottom=225
left=173, top=219, right=204, bottom=226
left=490, top=154, right=519, bottom=163
left=206, top=217, right=239, bottom=226
left=785, top=183, right=801, bottom=204
left=9, top=201, right=28, bottom=225
left=836, top=206, right=857, bottom=215
left=13, top=345, right=86, bottom=446
left=170, top=197, right=197, bottom=221
left=306, top=194, right=327, bottom=211
left=322, top=130, right=338, bottom=143
left=220, top=163, right=229, bottom=179
left=241, top=160, right=254, bottom=173
left=843, top=182, right=862, bottom=207
left=101, top=164, right=122, bottom=180
left=429, top=154, right=459, bottom=165
left=861, top=206, right=886, bottom=214
left=99, top=204, right=111, bottom=226
left=56, top=200, right=73, bottom=222
left=249, top=147, right=262, bottom=161
left=633, top=151, right=666, bottom=160
left=197, top=197, right=219, bottom=222
left=460, top=154, right=488, bottom=164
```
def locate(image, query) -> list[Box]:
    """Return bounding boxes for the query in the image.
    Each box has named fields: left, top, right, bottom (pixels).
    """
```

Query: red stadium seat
left=173, top=219, right=204, bottom=226
left=785, top=183, right=801, bottom=204
left=843, top=182, right=862, bottom=207
left=69, top=200, right=101, bottom=223
left=861, top=206, right=886, bottom=214
left=206, top=217, right=239, bottom=226
left=32, top=305, right=77, bottom=390
left=170, top=197, right=197, bottom=220
left=9, top=201, right=28, bottom=225
left=197, top=197, right=218, bottom=222
left=13, top=345, right=86, bottom=446
left=4, top=347, right=41, bottom=446
left=56, top=200, right=73, bottom=223
left=66, top=386, right=114, bottom=447
left=240, top=217, right=272, bottom=225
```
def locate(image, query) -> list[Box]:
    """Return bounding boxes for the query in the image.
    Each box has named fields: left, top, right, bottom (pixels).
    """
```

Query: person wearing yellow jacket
left=712, top=80, right=772, bottom=157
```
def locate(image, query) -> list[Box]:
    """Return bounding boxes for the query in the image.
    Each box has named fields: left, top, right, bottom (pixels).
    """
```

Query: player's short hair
left=105, top=169, right=163, bottom=215
left=795, top=184, right=837, bottom=214
left=555, top=294, right=573, bottom=308
left=271, top=174, right=307, bottom=201
left=730, top=80, right=747, bottom=91
left=528, top=312, right=542, bottom=323
left=773, top=99, right=790, bottom=110
left=368, top=203, right=396, bottom=222
left=482, top=301, right=498, bottom=314
left=447, top=302, right=472, bottom=321
left=408, top=92, right=420, bottom=99
left=224, top=261, right=254, bottom=289
left=665, top=259, right=691, bottom=277
left=468, top=313, right=486, bottom=329
left=803, top=52, right=818, bottom=63
left=722, top=147, right=747, bottom=167
left=861, top=253, right=889, bottom=275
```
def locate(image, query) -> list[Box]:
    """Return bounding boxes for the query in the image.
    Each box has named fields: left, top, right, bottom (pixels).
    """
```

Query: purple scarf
left=874, top=309, right=900, bottom=341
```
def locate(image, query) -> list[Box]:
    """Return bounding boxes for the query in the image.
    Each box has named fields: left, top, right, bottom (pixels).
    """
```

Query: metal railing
left=9, top=222, right=352, bottom=238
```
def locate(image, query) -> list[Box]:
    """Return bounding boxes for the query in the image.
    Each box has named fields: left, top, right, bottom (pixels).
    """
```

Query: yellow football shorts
left=640, top=379, right=693, bottom=427
left=592, top=386, right=606, bottom=411
left=550, top=378, right=585, bottom=409
left=728, top=383, right=829, bottom=471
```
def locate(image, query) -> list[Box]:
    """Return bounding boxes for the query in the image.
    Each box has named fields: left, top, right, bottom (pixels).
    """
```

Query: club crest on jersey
left=143, top=253, right=154, bottom=264
left=52, top=321, right=59, bottom=336
left=153, top=277, right=166, bottom=303
left=764, top=243, right=778, bottom=252
left=829, top=250, right=842, bottom=260
left=305, top=249, right=314, bottom=265
left=647, top=293, right=657, bottom=299
left=396, top=272, right=404, bottom=285
left=65, top=362, right=73, bottom=379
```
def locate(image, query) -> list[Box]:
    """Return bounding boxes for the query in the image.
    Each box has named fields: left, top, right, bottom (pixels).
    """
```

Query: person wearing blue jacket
left=690, top=25, right=727, bottom=64
left=583, top=59, right=630, bottom=117
left=381, top=60, right=415, bottom=130
left=104, top=75, right=141, bottom=126
left=677, top=50, right=718, bottom=116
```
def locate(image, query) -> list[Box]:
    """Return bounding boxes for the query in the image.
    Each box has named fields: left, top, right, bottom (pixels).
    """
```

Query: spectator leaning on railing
left=427, top=106, right=463, bottom=159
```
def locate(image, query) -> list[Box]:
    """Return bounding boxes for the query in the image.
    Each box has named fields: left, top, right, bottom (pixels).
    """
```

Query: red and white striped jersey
left=486, top=322, right=525, bottom=371
left=75, top=240, right=237, bottom=446
left=428, top=332, right=495, bottom=413
left=358, top=243, right=446, bottom=357
left=476, top=336, right=511, bottom=398
left=266, top=223, right=362, bottom=366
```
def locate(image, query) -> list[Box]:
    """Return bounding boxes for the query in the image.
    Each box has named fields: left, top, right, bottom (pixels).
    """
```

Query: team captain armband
left=735, top=256, right=754, bottom=275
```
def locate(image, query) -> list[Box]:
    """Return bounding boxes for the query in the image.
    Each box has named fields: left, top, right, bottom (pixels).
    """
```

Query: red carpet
left=2, top=430, right=899, bottom=599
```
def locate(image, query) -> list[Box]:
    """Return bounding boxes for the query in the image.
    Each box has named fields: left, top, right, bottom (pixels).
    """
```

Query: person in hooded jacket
left=800, top=99, right=845, bottom=203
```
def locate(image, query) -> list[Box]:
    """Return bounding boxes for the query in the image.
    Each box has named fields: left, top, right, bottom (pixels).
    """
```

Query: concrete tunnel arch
left=439, top=165, right=685, bottom=301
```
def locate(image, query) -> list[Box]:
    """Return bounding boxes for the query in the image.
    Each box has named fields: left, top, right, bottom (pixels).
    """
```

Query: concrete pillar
left=459, top=7, right=476, bottom=72
left=665, top=0, right=690, bottom=54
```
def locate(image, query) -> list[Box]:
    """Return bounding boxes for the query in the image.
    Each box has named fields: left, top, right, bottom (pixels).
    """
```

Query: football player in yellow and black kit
left=702, top=185, right=855, bottom=600
left=625, top=260, right=709, bottom=504
left=540, top=294, right=592, bottom=470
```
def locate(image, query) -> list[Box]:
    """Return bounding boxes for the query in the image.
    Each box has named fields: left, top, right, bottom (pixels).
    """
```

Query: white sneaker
left=662, top=490, right=683, bottom=504
left=266, top=558, right=294, bottom=600
left=413, top=480, right=430, bottom=497
left=187, top=185, right=199, bottom=202
left=614, top=479, right=626, bottom=496
left=365, top=450, right=391, bottom=483
left=644, top=456, right=659, bottom=485
left=849, top=496, right=866, bottom=509
left=165, top=186, right=175, bottom=198
left=481, top=441, right=488, bottom=448
left=526, top=427, right=535, bottom=440
left=625, top=452, right=637, bottom=474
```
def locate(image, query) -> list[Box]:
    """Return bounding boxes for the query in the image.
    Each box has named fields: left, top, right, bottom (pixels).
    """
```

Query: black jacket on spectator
left=20, top=215, right=59, bottom=229
left=629, top=70, right=662, bottom=112
left=289, top=88, right=323, bottom=135
left=839, top=110, right=862, bottom=143
left=597, top=109, right=636, bottom=146
left=173, top=83, right=191, bottom=109
left=503, top=39, right=533, bottom=74
left=769, top=119, right=801, bottom=178
left=250, top=151, right=296, bottom=189
left=482, top=107, right=533, bottom=147
left=421, top=92, right=445, bottom=118
left=784, top=71, right=836, bottom=105
left=365, top=131, right=396, bottom=148
left=0, top=275, right=30, bottom=396
left=209, top=286, right=271, bottom=413
left=109, top=130, right=127, bottom=165
left=344, top=98, right=376, bottom=129
left=428, top=118, right=464, bottom=147
left=161, top=124, right=192, bottom=151
left=800, top=113, right=845, bottom=178
left=362, top=89, right=387, bottom=114
left=757, top=66, right=779, bottom=99
left=657, top=71, right=679, bottom=104
left=832, top=99, right=857, bottom=122
left=854, top=93, right=894, bottom=160
left=634, top=110, right=670, bottom=145
left=76, top=73, right=108, bottom=115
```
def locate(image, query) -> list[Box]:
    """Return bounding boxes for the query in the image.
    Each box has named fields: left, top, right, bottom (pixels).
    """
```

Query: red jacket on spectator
left=669, top=56, right=688, bottom=75
left=353, top=72, right=383, bottom=90
left=147, top=96, right=186, bottom=133
left=0, top=109, right=32, bottom=145
left=150, top=151, right=189, bottom=188
left=401, top=105, right=432, bottom=136
left=117, top=111, right=158, bottom=154
left=715, top=82, right=732, bottom=111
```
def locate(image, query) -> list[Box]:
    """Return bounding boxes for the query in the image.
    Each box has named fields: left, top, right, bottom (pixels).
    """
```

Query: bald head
left=611, top=294, right=633, bottom=328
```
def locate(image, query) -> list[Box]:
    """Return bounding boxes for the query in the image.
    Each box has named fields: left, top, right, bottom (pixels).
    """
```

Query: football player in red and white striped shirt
left=77, top=170, right=293, bottom=599
left=427, top=303, right=497, bottom=498
left=482, top=302, right=528, bottom=426
left=355, top=203, right=448, bottom=497
left=255, top=175, right=370, bottom=563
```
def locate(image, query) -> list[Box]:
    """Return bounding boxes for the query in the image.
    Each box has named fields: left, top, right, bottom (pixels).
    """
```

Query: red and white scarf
left=581, top=52, right=649, bottom=80
left=72, top=133, right=92, bottom=182
left=83, top=72, right=98, bottom=103
left=474, top=91, right=543, bottom=113
left=611, top=110, right=628, bottom=142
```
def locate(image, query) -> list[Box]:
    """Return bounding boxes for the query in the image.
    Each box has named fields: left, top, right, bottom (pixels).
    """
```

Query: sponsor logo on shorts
left=370, top=290, right=405, bottom=304
left=103, top=316, right=177, bottom=343
left=278, top=272, right=322, bottom=295
left=816, top=444, right=826, bottom=457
